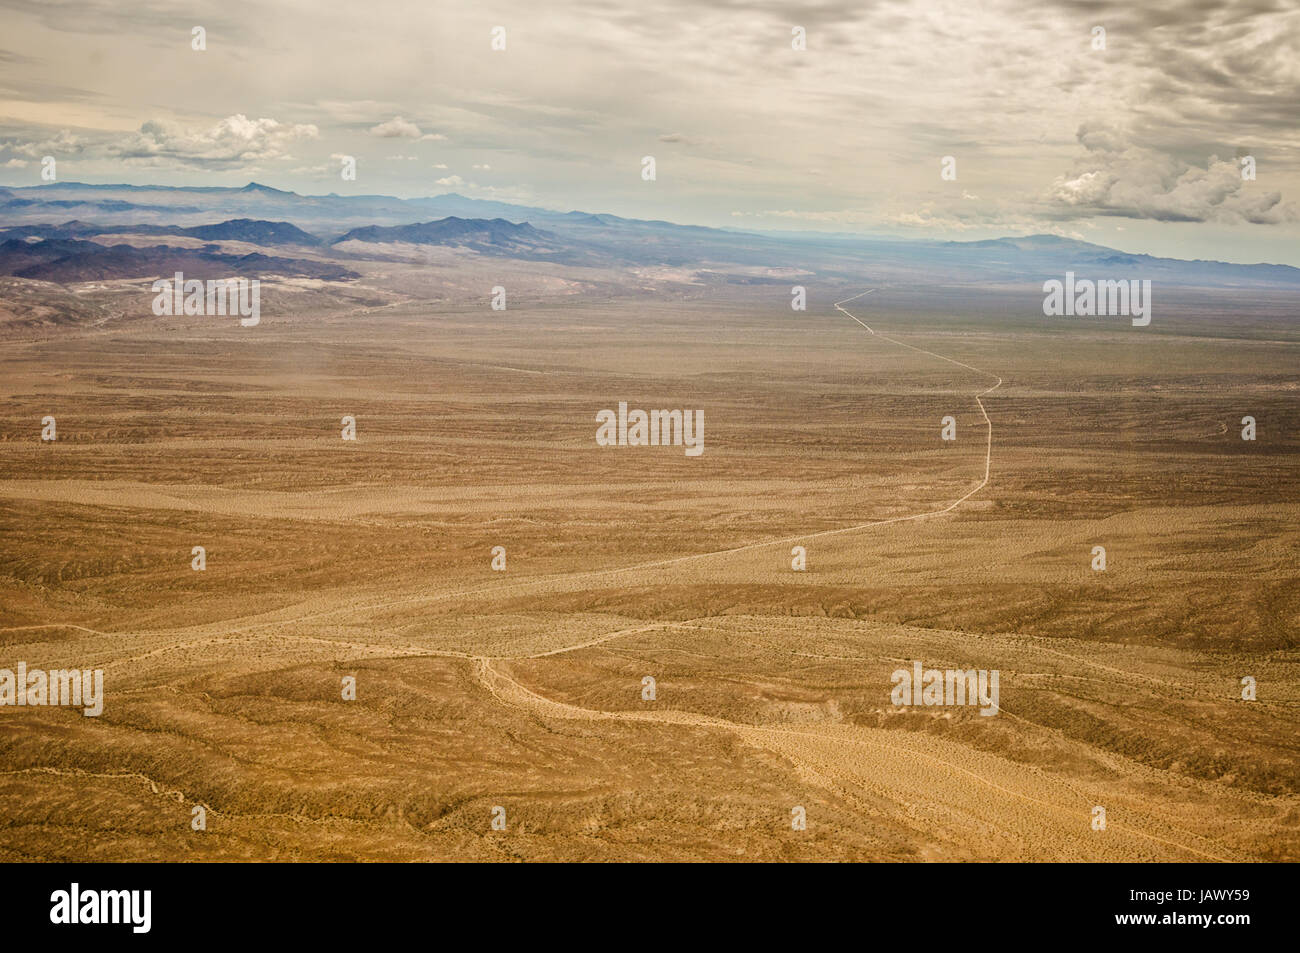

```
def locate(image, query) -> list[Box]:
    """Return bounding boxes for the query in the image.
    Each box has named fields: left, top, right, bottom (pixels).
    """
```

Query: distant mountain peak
left=240, top=182, right=292, bottom=195
left=328, top=217, right=560, bottom=260
left=186, top=218, right=320, bottom=245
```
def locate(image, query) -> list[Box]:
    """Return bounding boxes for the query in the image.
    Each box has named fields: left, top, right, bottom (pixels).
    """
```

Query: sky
left=1, top=0, right=1298, bottom=264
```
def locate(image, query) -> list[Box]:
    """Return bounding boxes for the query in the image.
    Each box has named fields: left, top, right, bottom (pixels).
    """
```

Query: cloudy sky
left=2, top=0, right=1298, bottom=263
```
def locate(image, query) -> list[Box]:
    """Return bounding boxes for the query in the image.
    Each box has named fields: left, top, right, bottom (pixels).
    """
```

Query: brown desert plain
left=0, top=264, right=1297, bottom=861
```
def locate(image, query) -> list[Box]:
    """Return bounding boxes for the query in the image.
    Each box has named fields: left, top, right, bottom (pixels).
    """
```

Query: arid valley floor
left=1, top=276, right=1297, bottom=861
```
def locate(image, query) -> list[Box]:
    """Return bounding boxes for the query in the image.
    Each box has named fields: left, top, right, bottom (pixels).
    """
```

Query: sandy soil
left=0, top=281, right=1296, bottom=860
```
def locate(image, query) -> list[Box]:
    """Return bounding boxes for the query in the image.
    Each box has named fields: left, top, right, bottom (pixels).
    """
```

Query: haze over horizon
left=1, top=0, right=1298, bottom=265
left=11, top=177, right=1300, bottom=272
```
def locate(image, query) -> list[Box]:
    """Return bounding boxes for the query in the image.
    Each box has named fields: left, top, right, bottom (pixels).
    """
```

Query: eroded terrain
left=1, top=279, right=1296, bottom=860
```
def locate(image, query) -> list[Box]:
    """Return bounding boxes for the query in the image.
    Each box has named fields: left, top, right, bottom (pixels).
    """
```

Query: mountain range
left=1, top=181, right=1298, bottom=289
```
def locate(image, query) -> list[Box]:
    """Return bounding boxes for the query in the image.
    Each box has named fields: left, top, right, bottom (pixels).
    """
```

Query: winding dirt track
left=474, top=658, right=1236, bottom=861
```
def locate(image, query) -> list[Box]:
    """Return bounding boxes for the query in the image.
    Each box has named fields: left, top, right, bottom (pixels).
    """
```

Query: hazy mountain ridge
left=0, top=236, right=357, bottom=282
left=0, top=218, right=322, bottom=246
left=330, top=216, right=567, bottom=255
left=0, top=182, right=1298, bottom=287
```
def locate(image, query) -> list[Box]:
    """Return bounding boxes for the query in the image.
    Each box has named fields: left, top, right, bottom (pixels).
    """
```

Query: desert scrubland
left=0, top=270, right=1296, bottom=861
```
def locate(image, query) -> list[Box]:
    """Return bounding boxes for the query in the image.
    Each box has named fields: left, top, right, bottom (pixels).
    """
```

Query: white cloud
left=369, top=116, right=446, bottom=141
left=7, top=128, right=84, bottom=159
left=369, top=116, right=422, bottom=138
left=1046, top=123, right=1296, bottom=225
left=109, top=115, right=318, bottom=168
